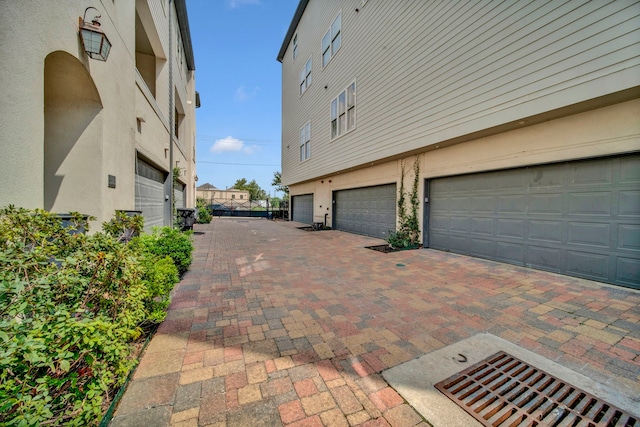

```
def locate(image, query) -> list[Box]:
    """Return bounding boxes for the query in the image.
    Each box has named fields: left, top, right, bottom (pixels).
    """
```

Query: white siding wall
left=281, top=0, right=640, bottom=186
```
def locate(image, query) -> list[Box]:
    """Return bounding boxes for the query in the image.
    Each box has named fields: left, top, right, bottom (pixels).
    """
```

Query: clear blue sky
left=188, top=0, right=299, bottom=199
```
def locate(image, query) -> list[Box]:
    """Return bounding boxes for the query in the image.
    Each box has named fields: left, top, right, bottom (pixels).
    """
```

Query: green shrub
left=196, top=198, right=212, bottom=224
left=133, top=227, right=193, bottom=276
left=0, top=207, right=148, bottom=426
left=138, top=254, right=179, bottom=323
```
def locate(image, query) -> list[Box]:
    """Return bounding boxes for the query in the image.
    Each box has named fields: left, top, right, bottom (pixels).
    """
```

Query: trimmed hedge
left=0, top=207, right=192, bottom=426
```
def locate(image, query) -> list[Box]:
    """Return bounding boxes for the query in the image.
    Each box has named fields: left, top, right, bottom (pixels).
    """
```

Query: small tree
left=272, top=171, right=289, bottom=196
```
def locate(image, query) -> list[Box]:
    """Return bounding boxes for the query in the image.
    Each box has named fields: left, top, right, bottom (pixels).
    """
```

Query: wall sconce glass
left=78, top=7, right=111, bottom=61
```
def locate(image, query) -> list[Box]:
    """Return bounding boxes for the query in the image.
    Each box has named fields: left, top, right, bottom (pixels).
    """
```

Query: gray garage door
left=135, top=157, right=166, bottom=230
left=429, top=155, right=640, bottom=289
left=334, top=184, right=397, bottom=239
left=292, top=194, right=313, bottom=224
left=174, top=182, right=185, bottom=209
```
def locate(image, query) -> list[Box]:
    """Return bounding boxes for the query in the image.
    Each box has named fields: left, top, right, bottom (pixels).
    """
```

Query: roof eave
left=276, top=0, right=309, bottom=63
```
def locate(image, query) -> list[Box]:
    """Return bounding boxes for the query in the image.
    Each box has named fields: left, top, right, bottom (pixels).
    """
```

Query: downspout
left=168, top=0, right=175, bottom=226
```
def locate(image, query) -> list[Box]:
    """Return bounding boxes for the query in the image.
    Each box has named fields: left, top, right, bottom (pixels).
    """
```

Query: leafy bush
left=137, top=254, right=178, bottom=323
left=0, top=208, right=190, bottom=426
left=0, top=207, right=148, bottom=426
left=133, top=227, right=193, bottom=276
left=102, top=211, right=144, bottom=243
left=196, top=198, right=212, bottom=224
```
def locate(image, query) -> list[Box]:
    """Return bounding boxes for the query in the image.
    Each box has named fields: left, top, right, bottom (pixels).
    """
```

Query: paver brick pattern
left=111, top=218, right=640, bottom=426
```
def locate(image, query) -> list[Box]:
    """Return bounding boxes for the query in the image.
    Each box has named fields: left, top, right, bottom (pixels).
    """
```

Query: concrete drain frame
left=382, top=334, right=639, bottom=427
left=435, top=351, right=637, bottom=426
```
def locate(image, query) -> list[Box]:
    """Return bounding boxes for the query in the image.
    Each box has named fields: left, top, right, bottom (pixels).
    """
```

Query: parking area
left=111, top=217, right=640, bottom=427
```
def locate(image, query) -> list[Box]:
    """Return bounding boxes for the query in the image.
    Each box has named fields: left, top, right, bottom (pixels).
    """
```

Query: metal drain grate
left=435, top=351, right=637, bottom=427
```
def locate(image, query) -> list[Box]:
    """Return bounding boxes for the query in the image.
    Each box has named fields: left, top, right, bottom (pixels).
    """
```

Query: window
left=232, top=194, right=236, bottom=199
left=292, top=34, right=298, bottom=60
left=240, top=195, right=244, bottom=200
left=299, top=56, right=312, bottom=95
left=322, top=12, right=341, bottom=67
left=331, top=81, right=356, bottom=140
left=300, top=121, right=311, bottom=161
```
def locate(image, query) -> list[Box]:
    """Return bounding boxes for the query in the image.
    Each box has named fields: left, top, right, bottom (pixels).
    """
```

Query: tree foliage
left=271, top=171, right=289, bottom=196
left=232, top=178, right=267, bottom=201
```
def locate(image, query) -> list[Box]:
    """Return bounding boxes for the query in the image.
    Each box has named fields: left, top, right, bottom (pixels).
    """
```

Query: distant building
left=196, top=184, right=250, bottom=204
left=278, top=0, right=640, bottom=288
left=0, top=0, right=199, bottom=230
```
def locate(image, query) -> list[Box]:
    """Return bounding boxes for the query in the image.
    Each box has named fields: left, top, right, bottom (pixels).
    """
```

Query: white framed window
left=331, top=81, right=356, bottom=140
left=322, top=12, right=341, bottom=67
left=299, top=56, right=312, bottom=95
left=292, top=34, right=298, bottom=60
left=300, top=121, right=311, bottom=161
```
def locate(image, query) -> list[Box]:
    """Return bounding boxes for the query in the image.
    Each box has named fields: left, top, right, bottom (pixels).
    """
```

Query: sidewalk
left=111, top=218, right=640, bottom=427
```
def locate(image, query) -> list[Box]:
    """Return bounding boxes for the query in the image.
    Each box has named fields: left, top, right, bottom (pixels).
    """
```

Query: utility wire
left=197, top=160, right=279, bottom=166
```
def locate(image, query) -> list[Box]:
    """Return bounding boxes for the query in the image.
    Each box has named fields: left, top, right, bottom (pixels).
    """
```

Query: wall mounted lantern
left=78, top=7, right=111, bottom=61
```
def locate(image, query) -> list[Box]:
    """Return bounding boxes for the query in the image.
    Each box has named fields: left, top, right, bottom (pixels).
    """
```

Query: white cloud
left=228, top=0, right=261, bottom=8
left=210, top=136, right=244, bottom=153
left=235, top=86, right=261, bottom=102
left=210, top=136, right=257, bottom=155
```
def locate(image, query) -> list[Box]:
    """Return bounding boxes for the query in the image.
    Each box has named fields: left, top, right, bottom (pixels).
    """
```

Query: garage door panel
left=567, top=222, right=610, bottom=248
left=619, top=191, right=640, bottom=216
left=498, top=195, right=526, bottom=213
left=620, top=157, right=640, bottom=182
left=567, top=251, right=609, bottom=281
left=529, top=166, right=565, bottom=188
left=469, top=239, right=496, bottom=259
left=292, top=194, right=313, bottom=224
left=617, top=257, right=640, bottom=286
left=529, top=193, right=563, bottom=215
left=472, top=196, right=495, bottom=213
left=450, top=216, right=470, bottom=232
left=618, top=225, right=640, bottom=251
left=571, top=159, right=613, bottom=186
left=334, top=184, right=396, bottom=239
left=527, top=246, right=564, bottom=272
left=429, top=154, right=640, bottom=288
left=497, top=219, right=526, bottom=238
left=569, top=192, right=611, bottom=216
left=529, top=220, right=563, bottom=243
left=496, top=243, right=525, bottom=265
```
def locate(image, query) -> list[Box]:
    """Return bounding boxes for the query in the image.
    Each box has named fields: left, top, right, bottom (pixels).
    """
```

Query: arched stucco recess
left=44, top=51, right=104, bottom=219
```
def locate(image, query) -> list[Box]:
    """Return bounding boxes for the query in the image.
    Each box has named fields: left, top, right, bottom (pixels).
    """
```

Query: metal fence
left=208, top=199, right=288, bottom=219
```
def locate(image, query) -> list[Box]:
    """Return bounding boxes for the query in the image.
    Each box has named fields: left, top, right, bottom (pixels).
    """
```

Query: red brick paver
left=111, top=218, right=640, bottom=427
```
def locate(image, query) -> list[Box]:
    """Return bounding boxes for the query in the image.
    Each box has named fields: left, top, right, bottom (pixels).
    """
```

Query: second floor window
left=300, top=121, right=311, bottom=161
left=322, top=12, right=341, bottom=67
left=299, top=56, right=312, bottom=95
left=331, top=81, right=355, bottom=140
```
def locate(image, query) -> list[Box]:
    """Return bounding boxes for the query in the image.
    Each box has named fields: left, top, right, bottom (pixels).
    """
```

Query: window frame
left=292, top=33, right=298, bottom=60
left=330, top=80, right=356, bottom=141
left=299, top=55, right=312, bottom=96
left=299, top=121, right=311, bottom=162
left=322, top=11, right=342, bottom=68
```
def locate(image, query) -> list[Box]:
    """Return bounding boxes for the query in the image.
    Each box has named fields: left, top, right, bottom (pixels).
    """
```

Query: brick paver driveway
left=111, top=218, right=640, bottom=426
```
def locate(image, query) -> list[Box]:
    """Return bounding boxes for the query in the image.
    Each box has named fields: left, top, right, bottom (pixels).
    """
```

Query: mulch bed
left=365, top=244, right=421, bottom=253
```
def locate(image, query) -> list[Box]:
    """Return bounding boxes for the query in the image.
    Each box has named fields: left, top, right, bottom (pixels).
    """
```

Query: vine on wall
left=388, top=156, right=421, bottom=249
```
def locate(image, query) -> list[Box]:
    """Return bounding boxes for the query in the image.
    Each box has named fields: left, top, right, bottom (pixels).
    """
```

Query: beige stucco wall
left=289, top=99, right=640, bottom=233
left=0, top=1, right=196, bottom=228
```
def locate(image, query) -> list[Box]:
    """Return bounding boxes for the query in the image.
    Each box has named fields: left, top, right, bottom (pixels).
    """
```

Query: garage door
left=334, top=184, right=396, bottom=239
left=135, top=157, right=166, bottom=230
left=292, top=194, right=313, bottom=224
left=174, top=182, right=185, bottom=209
left=429, top=155, right=640, bottom=289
